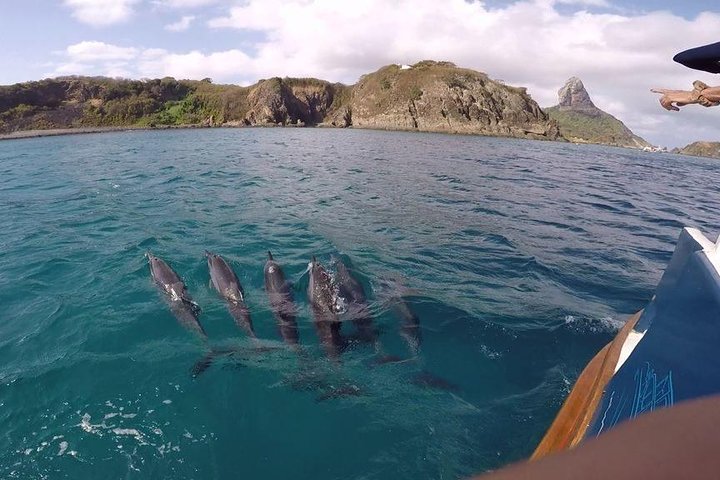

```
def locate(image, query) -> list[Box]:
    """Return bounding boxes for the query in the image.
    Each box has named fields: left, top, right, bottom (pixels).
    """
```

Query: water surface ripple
left=0, top=128, right=717, bottom=479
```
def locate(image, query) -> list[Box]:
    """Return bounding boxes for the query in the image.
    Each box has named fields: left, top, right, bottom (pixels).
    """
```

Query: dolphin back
left=148, top=253, right=183, bottom=287
left=335, top=258, right=367, bottom=304
left=307, top=259, right=337, bottom=315
left=207, top=252, right=244, bottom=300
left=265, top=257, right=292, bottom=297
left=147, top=253, right=206, bottom=338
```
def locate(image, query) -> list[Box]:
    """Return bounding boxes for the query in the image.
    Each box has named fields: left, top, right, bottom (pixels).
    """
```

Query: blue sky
left=2, top=0, right=720, bottom=147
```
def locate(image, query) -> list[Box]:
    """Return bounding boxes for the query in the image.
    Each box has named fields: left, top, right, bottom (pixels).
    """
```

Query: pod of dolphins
left=146, top=250, right=423, bottom=370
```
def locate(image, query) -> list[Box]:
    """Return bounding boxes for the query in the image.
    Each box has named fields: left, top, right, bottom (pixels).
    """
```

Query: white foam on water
left=57, top=441, right=68, bottom=456
left=112, top=428, right=147, bottom=445
left=79, top=413, right=96, bottom=434
left=113, top=428, right=141, bottom=436
left=479, top=344, right=502, bottom=360
left=564, top=314, right=622, bottom=333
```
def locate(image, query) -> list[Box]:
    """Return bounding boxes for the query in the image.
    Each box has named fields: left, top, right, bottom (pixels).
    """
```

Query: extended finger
left=659, top=98, right=679, bottom=111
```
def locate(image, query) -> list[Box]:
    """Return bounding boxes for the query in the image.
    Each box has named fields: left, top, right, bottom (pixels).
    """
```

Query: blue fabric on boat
left=585, top=229, right=720, bottom=438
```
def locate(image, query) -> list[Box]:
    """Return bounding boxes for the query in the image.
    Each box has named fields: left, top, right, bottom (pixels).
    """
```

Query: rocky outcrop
left=242, top=78, right=349, bottom=126
left=348, top=61, right=561, bottom=140
left=545, top=77, right=650, bottom=148
left=557, top=76, right=596, bottom=110
left=0, top=63, right=561, bottom=141
left=672, top=141, right=720, bottom=159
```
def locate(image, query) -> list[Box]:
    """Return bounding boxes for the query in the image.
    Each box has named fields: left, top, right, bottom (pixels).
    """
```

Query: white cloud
left=138, top=49, right=255, bottom=82
left=47, top=41, right=138, bottom=79
left=63, top=0, right=140, bottom=26
left=50, top=1, right=720, bottom=146
left=555, top=0, right=612, bottom=7
left=203, top=0, right=720, bottom=146
left=66, top=41, right=138, bottom=62
left=52, top=62, right=93, bottom=76
left=154, top=0, right=219, bottom=7
left=165, top=15, right=195, bottom=31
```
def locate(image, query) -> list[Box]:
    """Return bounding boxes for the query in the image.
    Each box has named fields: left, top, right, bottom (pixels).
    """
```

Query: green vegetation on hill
left=349, top=61, right=559, bottom=139
left=0, top=75, right=349, bottom=132
left=545, top=106, right=650, bottom=148
left=0, top=62, right=559, bottom=141
left=0, top=77, right=197, bottom=131
left=672, top=141, right=720, bottom=159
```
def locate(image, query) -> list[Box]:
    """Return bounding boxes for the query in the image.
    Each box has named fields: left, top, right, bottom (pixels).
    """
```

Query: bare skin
left=472, top=395, right=720, bottom=480
left=651, top=81, right=720, bottom=111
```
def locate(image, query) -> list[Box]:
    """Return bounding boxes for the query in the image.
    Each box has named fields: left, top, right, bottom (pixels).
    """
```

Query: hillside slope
left=673, top=141, right=720, bottom=159
left=545, top=77, right=650, bottom=148
left=0, top=62, right=561, bottom=141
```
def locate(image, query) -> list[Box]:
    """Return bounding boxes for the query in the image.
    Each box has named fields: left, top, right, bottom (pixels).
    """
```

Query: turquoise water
left=1, top=128, right=718, bottom=479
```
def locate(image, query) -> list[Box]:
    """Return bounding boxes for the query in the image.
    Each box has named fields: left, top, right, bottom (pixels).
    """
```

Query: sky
left=1, top=0, right=720, bottom=147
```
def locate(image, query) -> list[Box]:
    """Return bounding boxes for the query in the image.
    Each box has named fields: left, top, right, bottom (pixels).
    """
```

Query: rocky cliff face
left=242, top=78, right=350, bottom=126
left=348, top=62, right=560, bottom=140
left=545, top=77, right=650, bottom=148
left=0, top=63, right=560, bottom=141
left=672, top=141, right=720, bottom=159
left=557, top=77, right=596, bottom=110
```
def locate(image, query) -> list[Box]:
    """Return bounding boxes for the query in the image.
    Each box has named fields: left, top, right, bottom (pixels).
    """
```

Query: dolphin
left=264, top=251, right=299, bottom=346
left=206, top=251, right=255, bottom=339
left=307, top=256, right=343, bottom=358
left=333, top=256, right=377, bottom=344
left=392, top=296, right=422, bottom=357
left=146, top=252, right=206, bottom=338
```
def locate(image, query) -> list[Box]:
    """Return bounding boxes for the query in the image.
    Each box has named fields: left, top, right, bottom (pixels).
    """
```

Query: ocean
left=0, top=128, right=717, bottom=479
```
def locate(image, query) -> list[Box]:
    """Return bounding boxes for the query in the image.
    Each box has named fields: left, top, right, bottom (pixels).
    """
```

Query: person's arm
left=472, top=395, right=720, bottom=480
left=651, top=80, right=720, bottom=111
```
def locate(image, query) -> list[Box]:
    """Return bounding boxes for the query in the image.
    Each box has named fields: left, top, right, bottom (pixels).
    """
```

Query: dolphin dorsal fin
left=268, top=251, right=274, bottom=260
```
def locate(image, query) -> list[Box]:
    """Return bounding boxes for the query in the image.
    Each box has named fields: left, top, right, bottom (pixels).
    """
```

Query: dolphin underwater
left=333, top=256, right=377, bottom=344
left=206, top=251, right=255, bottom=339
left=307, top=256, right=344, bottom=358
left=264, top=251, right=300, bottom=346
left=392, top=296, right=422, bottom=357
left=147, top=252, right=206, bottom=338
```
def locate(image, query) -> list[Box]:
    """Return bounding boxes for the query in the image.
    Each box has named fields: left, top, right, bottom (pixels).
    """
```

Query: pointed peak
left=558, top=76, right=596, bottom=109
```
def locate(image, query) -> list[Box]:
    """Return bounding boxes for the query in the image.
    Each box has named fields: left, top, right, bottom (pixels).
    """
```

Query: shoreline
left=0, top=125, right=652, bottom=153
left=0, top=125, right=213, bottom=141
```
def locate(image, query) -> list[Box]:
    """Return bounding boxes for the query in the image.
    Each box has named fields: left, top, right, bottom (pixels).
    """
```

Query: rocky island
left=0, top=61, right=560, bottom=141
left=545, top=77, right=650, bottom=149
left=672, top=141, right=720, bottom=159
